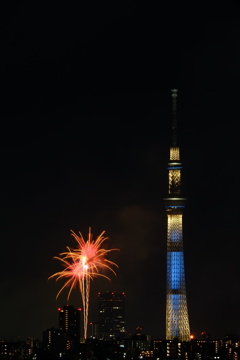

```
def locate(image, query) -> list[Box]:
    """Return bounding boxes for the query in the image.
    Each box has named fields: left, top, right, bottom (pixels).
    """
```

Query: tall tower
left=164, top=89, right=190, bottom=342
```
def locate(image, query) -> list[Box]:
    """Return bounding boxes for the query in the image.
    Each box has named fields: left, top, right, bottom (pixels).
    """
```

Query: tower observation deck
left=163, top=89, right=190, bottom=342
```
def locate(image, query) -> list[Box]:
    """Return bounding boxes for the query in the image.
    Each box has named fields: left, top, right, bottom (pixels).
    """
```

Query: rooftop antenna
left=171, top=89, right=178, bottom=147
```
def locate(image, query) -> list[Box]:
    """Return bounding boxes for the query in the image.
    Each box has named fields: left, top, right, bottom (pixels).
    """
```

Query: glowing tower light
left=163, top=89, right=190, bottom=342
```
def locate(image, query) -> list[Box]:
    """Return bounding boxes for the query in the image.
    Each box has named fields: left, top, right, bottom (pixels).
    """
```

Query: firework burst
left=49, top=228, right=119, bottom=339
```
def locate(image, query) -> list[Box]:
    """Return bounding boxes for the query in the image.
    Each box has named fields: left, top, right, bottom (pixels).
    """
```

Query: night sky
left=1, top=2, right=240, bottom=341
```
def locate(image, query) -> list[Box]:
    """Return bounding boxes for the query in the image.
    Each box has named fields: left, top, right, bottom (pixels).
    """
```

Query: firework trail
left=49, top=228, right=119, bottom=339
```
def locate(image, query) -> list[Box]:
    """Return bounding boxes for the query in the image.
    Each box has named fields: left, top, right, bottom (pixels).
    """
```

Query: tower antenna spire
left=171, top=89, right=178, bottom=147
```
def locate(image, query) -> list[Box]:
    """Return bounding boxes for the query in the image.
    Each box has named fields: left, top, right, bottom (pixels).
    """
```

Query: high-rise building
left=163, top=89, right=190, bottom=341
left=98, top=291, right=126, bottom=340
left=58, top=305, right=81, bottom=350
left=42, top=327, right=63, bottom=355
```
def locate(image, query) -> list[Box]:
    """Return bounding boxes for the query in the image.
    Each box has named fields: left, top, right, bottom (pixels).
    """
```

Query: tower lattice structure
left=164, top=89, right=190, bottom=342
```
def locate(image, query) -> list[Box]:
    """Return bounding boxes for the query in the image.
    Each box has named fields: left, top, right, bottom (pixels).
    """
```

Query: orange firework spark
left=49, top=228, right=119, bottom=339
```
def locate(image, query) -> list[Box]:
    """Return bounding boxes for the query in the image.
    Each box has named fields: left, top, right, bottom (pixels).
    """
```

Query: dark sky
left=1, top=2, right=240, bottom=341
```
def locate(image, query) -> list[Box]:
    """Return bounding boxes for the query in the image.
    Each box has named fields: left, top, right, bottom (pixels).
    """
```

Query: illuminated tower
left=163, top=89, right=190, bottom=341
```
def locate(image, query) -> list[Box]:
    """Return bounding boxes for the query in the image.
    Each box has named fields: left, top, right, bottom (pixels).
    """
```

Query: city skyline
left=1, top=2, right=240, bottom=342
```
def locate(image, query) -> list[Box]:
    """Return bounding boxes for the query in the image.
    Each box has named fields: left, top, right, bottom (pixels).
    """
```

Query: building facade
left=98, top=291, right=126, bottom=340
left=58, top=305, right=81, bottom=351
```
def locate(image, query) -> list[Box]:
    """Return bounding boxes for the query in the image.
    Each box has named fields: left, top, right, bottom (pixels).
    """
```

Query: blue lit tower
left=163, top=89, right=190, bottom=341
